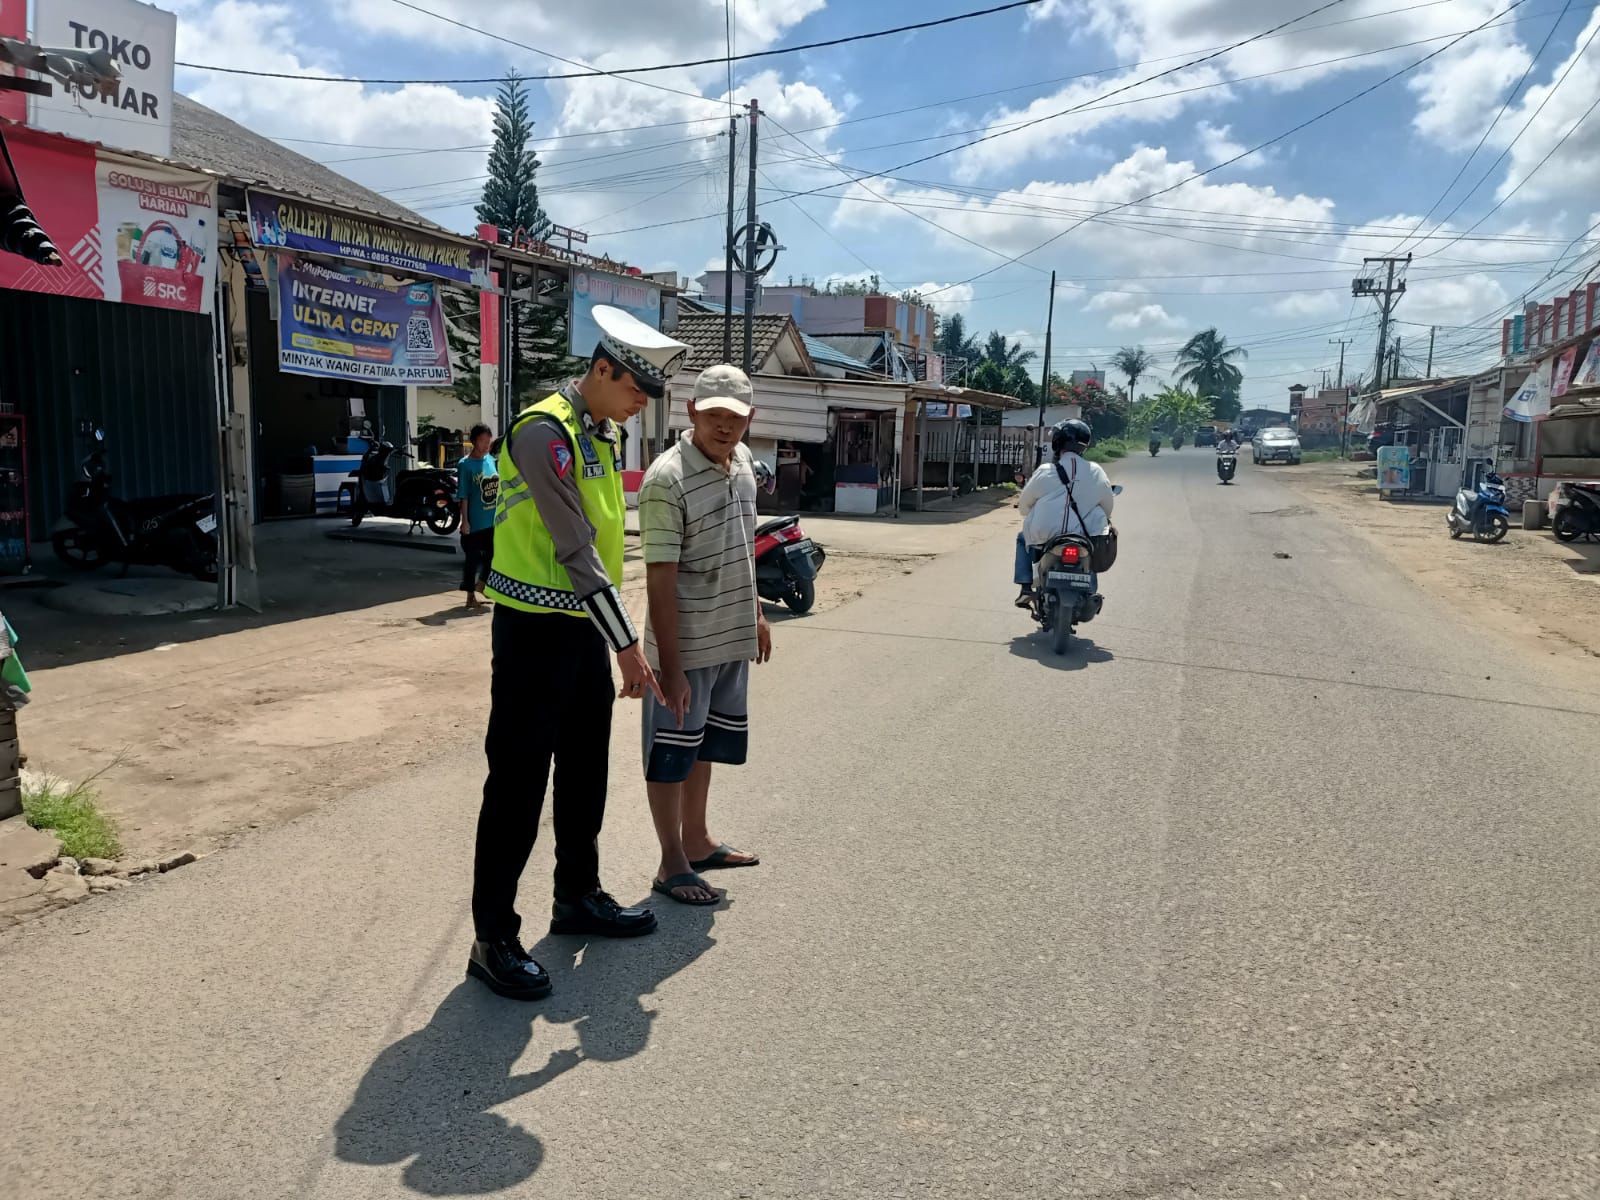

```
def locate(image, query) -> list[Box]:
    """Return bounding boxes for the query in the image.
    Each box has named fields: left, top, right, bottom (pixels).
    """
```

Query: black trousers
left=472, top=607, right=614, bottom=941
left=461, top=528, right=494, bottom=593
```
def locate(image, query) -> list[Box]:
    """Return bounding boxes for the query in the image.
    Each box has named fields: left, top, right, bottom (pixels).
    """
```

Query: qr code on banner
left=406, top=314, right=436, bottom=354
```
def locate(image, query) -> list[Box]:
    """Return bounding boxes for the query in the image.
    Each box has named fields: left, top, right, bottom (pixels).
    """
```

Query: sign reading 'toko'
left=29, top=0, right=177, bottom=158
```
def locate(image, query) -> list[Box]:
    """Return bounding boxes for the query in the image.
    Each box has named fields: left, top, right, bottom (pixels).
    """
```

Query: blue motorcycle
left=1446, top=472, right=1510, bottom=543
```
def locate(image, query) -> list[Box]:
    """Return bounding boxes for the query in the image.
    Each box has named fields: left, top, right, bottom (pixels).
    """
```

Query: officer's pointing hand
left=617, top=642, right=667, bottom=705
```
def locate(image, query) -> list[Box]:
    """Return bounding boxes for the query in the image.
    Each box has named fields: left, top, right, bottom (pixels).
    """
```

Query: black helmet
left=1051, top=419, right=1093, bottom=456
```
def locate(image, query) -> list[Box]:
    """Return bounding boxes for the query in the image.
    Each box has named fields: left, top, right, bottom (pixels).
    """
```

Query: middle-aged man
left=467, top=305, right=686, bottom=1002
left=637, top=364, right=771, bottom=906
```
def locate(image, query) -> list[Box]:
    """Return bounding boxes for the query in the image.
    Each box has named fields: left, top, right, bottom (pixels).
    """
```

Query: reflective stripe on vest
left=483, top=392, right=626, bottom=616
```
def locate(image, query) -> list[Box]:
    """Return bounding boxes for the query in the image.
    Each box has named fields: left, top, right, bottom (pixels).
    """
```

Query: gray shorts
left=642, top=659, right=750, bottom=783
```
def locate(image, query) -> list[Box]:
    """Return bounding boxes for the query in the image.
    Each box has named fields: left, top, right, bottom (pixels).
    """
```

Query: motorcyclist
left=1216, top=430, right=1240, bottom=454
left=1014, top=419, right=1116, bottom=608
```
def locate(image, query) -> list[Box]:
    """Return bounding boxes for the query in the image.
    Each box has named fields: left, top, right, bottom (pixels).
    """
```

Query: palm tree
left=1174, top=329, right=1246, bottom=420
left=1110, top=346, right=1154, bottom=403
left=983, top=330, right=1037, bottom=373
left=935, top=314, right=981, bottom=380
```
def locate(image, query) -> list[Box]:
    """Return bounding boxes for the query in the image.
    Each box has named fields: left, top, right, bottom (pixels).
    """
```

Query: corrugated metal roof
left=800, top=333, right=874, bottom=372
left=171, top=95, right=446, bottom=231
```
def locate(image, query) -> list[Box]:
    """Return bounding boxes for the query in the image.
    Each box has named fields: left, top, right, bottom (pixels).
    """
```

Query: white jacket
left=1020, top=454, right=1115, bottom=547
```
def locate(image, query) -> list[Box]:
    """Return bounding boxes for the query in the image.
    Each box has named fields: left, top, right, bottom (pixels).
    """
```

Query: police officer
left=468, top=305, right=688, bottom=1001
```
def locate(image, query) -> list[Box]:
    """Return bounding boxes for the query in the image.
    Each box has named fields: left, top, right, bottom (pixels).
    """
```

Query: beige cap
left=692, top=363, right=754, bottom=416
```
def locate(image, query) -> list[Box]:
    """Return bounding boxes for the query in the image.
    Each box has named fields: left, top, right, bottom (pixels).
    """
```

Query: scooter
left=1216, top=452, right=1238, bottom=484
left=1446, top=471, right=1510, bottom=543
left=52, top=428, right=218, bottom=581
left=348, top=439, right=459, bottom=535
left=1148, top=437, right=1161, bottom=457
left=1551, top=480, right=1600, bottom=542
left=754, top=515, right=826, bottom=614
left=1031, top=484, right=1123, bottom=655
left=1171, top=432, right=1185, bottom=451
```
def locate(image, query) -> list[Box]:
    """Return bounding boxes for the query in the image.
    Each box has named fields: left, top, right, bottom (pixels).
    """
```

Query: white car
left=1252, top=427, right=1302, bottom=465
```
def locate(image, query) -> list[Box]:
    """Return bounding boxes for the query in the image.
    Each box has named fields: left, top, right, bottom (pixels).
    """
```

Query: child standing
left=456, top=424, right=499, bottom=607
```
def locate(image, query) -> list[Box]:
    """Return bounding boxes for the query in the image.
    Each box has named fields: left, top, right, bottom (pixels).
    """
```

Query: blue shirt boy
left=456, top=451, right=499, bottom=533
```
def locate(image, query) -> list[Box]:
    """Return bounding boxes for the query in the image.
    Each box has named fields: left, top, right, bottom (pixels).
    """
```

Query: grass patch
left=1084, top=438, right=1131, bottom=463
left=1299, top=449, right=1343, bottom=464
left=22, top=770, right=122, bottom=860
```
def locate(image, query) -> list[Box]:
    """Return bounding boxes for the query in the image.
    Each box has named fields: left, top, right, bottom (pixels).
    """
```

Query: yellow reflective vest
left=483, top=392, right=625, bottom=616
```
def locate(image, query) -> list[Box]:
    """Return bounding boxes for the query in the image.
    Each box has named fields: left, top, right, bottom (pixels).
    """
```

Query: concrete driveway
left=1, top=448, right=1596, bottom=1198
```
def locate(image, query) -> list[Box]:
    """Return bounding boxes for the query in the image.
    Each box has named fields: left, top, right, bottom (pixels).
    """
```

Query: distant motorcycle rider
left=1014, top=419, right=1116, bottom=608
left=1216, top=430, right=1240, bottom=454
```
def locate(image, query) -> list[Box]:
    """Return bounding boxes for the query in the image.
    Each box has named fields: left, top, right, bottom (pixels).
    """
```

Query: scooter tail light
left=1060, top=545, right=1081, bottom=566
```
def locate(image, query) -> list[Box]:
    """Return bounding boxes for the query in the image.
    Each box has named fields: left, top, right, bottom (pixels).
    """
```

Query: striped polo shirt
left=638, top=431, right=759, bottom=671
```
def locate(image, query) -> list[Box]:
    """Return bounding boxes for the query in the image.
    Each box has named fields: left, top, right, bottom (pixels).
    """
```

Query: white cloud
left=1488, top=10, right=1600, bottom=206
left=1194, top=119, right=1265, bottom=171
left=169, top=2, right=497, bottom=224
left=1264, top=291, right=1341, bottom=320
left=979, top=0, right=1533, bottom=174
left=1408, top=36, right=1532, bottom=149
left=910, top=281, right=975, bottom=312
left=1107, top=303, right=1183, bottom=331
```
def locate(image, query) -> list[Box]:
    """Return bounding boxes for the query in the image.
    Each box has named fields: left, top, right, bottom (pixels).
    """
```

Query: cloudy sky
left=167, top=0, right=1600, bottom=407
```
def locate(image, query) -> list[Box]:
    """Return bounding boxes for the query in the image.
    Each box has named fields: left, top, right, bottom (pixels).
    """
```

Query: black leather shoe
left=549, top=889, right=658, bottom=938
left=467, top=938, right=552, bottom=1000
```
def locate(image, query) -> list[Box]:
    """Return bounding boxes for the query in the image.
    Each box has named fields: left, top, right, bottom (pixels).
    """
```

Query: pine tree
left=477, top=73, right=551, bottom=240
left=474, top=73, right=580, bottom=406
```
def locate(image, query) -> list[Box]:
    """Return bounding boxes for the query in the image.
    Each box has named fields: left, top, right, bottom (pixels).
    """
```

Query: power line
left=174, top=0, right=1042, bottom=84
left=209, top=0, right=1514, bottom=160
left=916, top=0, right=1532, bottom=298
left=1386, top=0, right=1576, bottom=256
left=1417, top=27, right=1600, bottom=261
left=778, top=0, right=1360, bottom=203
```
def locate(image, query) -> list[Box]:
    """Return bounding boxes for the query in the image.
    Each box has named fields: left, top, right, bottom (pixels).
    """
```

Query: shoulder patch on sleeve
left=550, top=439, right=573, bottom=479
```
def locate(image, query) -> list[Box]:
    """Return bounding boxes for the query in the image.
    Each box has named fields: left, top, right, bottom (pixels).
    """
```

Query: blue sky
left=169, top=0, right=1600, bottom=406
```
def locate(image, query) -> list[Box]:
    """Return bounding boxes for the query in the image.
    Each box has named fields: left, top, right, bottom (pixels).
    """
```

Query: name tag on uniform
left=577, top=432, right=606, bottom=479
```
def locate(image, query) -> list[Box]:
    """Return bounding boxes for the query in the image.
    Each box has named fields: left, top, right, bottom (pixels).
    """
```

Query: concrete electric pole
left=1352, top=254, right=1410, bottom=392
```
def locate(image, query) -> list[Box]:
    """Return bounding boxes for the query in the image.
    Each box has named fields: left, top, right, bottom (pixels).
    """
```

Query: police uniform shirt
left=505, top=381, right=637, bottom=651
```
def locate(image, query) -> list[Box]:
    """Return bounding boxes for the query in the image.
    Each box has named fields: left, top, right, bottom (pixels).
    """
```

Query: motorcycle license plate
left=196, top=513, right=217, bottom=534
left=1048, top=570, right=1093, bottom=588
left=793, top=539, right=813, bottom=555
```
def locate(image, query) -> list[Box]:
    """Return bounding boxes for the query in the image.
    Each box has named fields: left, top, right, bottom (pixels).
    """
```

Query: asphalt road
left=3, top=449, right=1598, bottom=1199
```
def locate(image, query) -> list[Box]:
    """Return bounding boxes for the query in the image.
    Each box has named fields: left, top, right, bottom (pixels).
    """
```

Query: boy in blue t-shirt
left=456, top=424, right=499, bottom=606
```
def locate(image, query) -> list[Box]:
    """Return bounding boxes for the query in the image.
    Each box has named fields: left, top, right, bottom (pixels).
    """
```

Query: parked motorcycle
left=1551, top=480, right=1600, bottom=542
left=754, top=515, right=826, bottom=614
left=1030, top=484, right=1123, bottom=655
left=52, top=428, right=218, bottom=581
left=1446, top=471, right=1510, bottom=543
left=1147, top=437, right=1161, bottom=457
left=1216, top=452, right=1238, bottom=484
left=348, top=439, right=459, bottom=535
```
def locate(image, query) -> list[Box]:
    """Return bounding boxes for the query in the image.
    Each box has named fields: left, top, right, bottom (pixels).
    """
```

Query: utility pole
left=1391, top=336, right=1403, bottom=382
left=1035, top=271, right=1056, bottom=469
left=1425, top=325, right=1436, bottom=377
left=1330, top=336, right=1353, bottom=457
left=722, top=115, right=738, bottom=362
left=741, top=98, right=760, bottom=374
left=1352, top=254, right=1409, bottom=392
left=1329, top=337, right=1351, bottom=388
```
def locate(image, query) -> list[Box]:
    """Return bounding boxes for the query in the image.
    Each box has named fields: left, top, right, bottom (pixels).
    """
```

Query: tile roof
left=171, top=95, right=448, bottom=232
left=676, top=298, right=877, bottom=374
left=672, top=311, right=792, bottom=371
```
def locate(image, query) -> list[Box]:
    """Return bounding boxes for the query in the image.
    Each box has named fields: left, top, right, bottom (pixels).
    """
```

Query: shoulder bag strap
left=1053, top=457, right=1091, bottom=539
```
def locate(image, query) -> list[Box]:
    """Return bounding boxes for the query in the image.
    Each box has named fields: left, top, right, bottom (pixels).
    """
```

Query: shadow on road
left=334, top=899, right=726, bottom=1195
left=416, top=602, right=494, bottom=628
left=1008, top=632, right=1115, bottom=671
